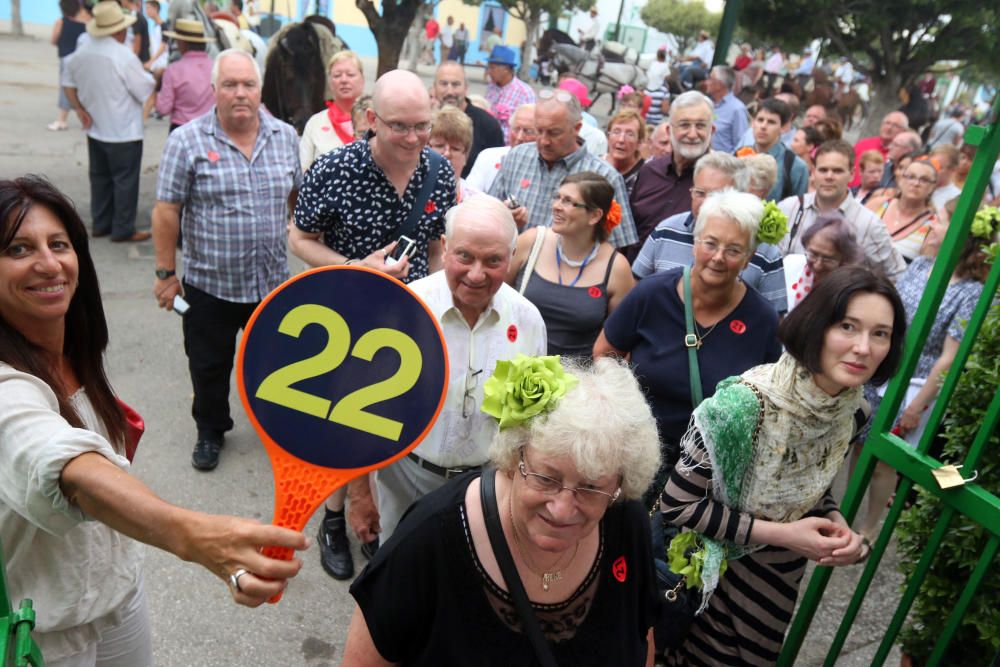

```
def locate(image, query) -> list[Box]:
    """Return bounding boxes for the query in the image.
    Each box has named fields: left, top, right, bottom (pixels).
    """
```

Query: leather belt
left=406, top=453, right=483, bottom=480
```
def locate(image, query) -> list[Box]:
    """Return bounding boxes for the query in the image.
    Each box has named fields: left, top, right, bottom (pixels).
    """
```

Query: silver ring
left=228, top=568, right=249, bottom=593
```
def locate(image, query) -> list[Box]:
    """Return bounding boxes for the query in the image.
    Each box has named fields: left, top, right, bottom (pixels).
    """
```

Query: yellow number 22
left=255, top=304, right=423, bottom=441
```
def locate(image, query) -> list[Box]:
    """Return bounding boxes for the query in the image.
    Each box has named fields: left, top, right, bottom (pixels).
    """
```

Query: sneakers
left=191, top=438, right=223, bottom=471
left=318, top=513, right=354, bottom=580
left=47, top=120, right=68, bottom=131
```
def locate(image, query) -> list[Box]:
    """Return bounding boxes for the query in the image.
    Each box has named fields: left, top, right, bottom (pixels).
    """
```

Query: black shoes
left=360, top=537, right=379, bottom=561
left=318, top=513, right=354, bottom=580
left=191, top=439, right=223, bottom=471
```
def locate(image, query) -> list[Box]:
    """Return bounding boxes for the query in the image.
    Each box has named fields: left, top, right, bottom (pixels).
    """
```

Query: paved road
left=1, top=22, right=900, bottom=666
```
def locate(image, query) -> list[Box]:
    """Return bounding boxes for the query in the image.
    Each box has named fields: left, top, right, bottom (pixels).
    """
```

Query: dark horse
left=536, top=28, right=577, bottom=85
left=262, top=22, right=327, bottom=135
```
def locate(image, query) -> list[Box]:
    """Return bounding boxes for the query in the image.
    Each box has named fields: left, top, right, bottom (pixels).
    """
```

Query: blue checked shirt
left=156, top=108, right=301, bottom=303
left=488, top=142, right=639, bottom=247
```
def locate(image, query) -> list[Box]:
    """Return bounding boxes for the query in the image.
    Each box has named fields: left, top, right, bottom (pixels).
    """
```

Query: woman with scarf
left=659, top=266, right=907, bottom=666
left=299, top=50, right=366, bottom=171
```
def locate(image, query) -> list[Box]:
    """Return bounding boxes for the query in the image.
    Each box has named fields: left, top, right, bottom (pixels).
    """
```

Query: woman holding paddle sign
left=0, top=176, right=309, bottom=665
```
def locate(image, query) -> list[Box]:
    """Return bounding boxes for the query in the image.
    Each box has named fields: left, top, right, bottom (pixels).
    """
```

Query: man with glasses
left=779, top=140, right=906, bottom=280
left=627, top=91, right=715, bottom=262
left=878, top=130, right=923, bottom=190
left=346, top=195, right=546, bottom=545
left=850, top=111, right=910, bottom=187
left=631, top=152, right=789, bottom=314
left=152, top=49, right=301, bottom=471
left=488, top=89, right=638, bottom=248
left=291, top=69, right=455, bottom=284
left=465, top=103, right=537, bottom=193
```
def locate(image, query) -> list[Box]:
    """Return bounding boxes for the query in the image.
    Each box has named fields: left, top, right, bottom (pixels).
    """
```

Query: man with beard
left=432, top=61, right=504, bottom=177
left=625, top=91, right=714, bottom=263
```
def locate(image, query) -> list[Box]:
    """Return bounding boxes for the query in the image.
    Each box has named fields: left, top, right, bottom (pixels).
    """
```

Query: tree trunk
left=378, top=27, right=408, bottom=77
left=11, top=0, right=23, bottom=36
left=856, top=75, right=901, bottom=139
left=518, top=15, right=540, bottom=80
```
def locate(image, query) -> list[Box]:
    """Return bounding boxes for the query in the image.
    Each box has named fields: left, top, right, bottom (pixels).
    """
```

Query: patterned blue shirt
left=156, top=108, right=301, bottom=303
left=488, top=142, right=638, bottom=247
left=632, top=211, right=787, bottom=313
left=293, top=135, right=456, bottom=283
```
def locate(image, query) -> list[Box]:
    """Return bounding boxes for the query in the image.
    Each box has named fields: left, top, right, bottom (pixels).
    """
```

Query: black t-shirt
left=131, top=12, right=150, bottom=63
left=463, top=100, right=505, bottom=179
left=350, top=472, right=658, bottom=666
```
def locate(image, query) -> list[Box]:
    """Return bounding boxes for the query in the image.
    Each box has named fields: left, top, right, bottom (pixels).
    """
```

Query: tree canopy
left=640, top=0, right=721, bottom=55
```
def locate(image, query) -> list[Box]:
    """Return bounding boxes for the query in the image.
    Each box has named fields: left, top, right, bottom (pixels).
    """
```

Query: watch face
left=156, top=269, right=174, bottom=279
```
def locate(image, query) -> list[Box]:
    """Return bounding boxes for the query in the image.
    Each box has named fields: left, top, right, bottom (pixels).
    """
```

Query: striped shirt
left=156, top=108, right=301, bottom=303
left=632, top=212, right=787, bottom=314
left=488, top=142, right=639, bottom=247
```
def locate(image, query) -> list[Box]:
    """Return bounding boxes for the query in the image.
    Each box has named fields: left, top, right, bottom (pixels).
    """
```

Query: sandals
left=857, top=536, right=873, bottom=564
left=47, top=121, right=68, bottom=131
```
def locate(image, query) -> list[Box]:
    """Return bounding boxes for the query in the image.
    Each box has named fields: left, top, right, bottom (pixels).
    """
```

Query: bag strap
left=397, top=150, right=443, bottom=240
left=786, top=194, right=805, bottom=250
left=682, top=266, right=704, bottom=407
left=480, top=469, right=559, bottom=667
left=780, top=148, right=796, bottom=200
left=519, top=228, right=546, bottom=295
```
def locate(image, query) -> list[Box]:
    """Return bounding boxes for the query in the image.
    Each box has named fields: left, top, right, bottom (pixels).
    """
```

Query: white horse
left=550, top=43, right=648, bottom=111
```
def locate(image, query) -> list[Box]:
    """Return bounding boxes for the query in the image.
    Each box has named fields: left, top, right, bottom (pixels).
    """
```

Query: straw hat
left=87, top=1, right=137, bottom=38
left=163, top=18, right=213, bottom=44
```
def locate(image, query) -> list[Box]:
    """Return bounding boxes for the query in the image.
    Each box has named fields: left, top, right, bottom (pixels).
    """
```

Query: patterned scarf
left=677, top=353, right=862, bottom=611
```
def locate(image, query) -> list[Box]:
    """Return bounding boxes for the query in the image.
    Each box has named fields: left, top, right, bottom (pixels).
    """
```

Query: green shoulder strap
left=682, top=266, right=704, bottom=407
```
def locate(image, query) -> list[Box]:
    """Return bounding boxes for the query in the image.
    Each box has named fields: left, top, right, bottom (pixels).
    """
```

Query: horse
left=536, top=28, right=577, bottom=85
left=262, top=21, right=346, bottom=135
left=836, top=88, right=864, bottom=131
left=549, top=43, right=647, bottom=112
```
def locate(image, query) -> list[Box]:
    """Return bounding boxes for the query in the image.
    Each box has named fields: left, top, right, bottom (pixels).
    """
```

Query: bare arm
left=897, top=335, right=959, bottom=436
left=60, top=452, right=309, bottom=607
left=346, top=475, right=380, bottom=543
left=605, top=252, right=636, bottom=314
left=63, top=87, right=92, bottom=129
left=592, top=330, right=627, bottom=359
left=152, top=200, right=183, bottom=310
left=51, top=18, right=63, bottom=46
left=341, top=605, right=398, bottom=666
left=505, top=227, right=538, bottom=285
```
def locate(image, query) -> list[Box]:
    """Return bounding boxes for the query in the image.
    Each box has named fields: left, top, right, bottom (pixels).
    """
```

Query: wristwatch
left=155, top=268, right=176, bottom=280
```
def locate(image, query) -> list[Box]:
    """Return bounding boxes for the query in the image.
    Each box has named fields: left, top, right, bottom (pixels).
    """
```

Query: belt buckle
left=444, top=466, right=468, bottom=479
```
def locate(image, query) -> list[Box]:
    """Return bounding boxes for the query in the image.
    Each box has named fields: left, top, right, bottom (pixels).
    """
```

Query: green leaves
left=639, top=0, right=721, bottom=54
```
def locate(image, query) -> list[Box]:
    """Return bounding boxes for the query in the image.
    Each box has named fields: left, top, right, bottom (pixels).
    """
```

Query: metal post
left=712, top=0, right=743, bottom=67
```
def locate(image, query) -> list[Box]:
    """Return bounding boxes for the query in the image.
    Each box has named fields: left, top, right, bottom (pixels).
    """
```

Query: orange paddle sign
left=236, top=267, right=448, bottom=601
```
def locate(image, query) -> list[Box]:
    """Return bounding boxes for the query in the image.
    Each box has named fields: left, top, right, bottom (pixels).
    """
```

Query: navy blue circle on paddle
left=241, top=268, right=447, bottom=470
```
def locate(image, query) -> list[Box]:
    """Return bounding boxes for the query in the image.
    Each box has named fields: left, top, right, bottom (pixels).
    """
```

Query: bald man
left=347, top=195, right=546, bottom=544
left=850, top=110, right=909, bottom=187
left=292, top=69, right=456, bottom=283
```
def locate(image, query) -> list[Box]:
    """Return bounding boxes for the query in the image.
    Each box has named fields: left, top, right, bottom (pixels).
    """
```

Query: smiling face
left=433, top=63, right=467, bottom=108
left=669, top=102, right=713, bottom=162
left=551, top=183, right=601, bottom=240
left=443, top=217, right=512, bottom=321
left=0, top=205, right=78, bottom=339
left=814, top=292, right=894, bottom=396
left=329, top=59, right=364, bottom=105
left=429, top=134, right=469, bottom=179
left=214, top=53, right=261, bottom=126
left=693, top=215, right=751, bottom=288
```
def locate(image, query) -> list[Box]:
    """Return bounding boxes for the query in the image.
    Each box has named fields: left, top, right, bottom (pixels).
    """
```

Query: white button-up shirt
left=62, top=35, right=154, bottom=143
left=408, top=271, right=547, bottom=468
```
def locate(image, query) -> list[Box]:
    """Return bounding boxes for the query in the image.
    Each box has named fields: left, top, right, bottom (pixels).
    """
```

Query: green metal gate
left=779, top=94, right=1000, bottom=665
left=0, top=545, right=43, bottom=666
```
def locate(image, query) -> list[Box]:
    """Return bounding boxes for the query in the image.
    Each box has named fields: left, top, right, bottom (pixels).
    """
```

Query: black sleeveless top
left=57, top=18, right=87, bottom=58
left=517, top=249, right=617, bottom=359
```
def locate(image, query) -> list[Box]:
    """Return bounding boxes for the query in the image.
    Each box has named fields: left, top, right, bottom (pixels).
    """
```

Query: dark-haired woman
left=49, top=0, right=90, bottom=131
left=0, top=176, right=308, bottom=665
left=660, top=266, right=907, bottom=666
left=506, top=172, right=634, bottom=358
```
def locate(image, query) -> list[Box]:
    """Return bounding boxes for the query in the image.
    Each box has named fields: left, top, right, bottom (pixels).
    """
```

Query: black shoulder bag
left=395, top=150, right=444, bottom=241
left=480, top=469, right=559, bottom=667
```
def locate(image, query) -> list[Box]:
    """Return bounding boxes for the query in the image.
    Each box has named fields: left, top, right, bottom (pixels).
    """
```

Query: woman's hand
left=817, top=527, right=864, bottom=566
left=775, top=517, right=853, bottom=561
left=896, top=401, right=925, bottom=437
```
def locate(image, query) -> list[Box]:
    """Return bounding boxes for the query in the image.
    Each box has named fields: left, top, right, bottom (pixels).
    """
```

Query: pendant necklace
left=508, top=491, right=579, bottom=591
left=555, top=237, right=600, bottom=287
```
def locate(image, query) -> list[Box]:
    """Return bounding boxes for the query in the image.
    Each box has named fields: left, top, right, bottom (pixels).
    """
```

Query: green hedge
left=896, top=299, right=1000, bottom=665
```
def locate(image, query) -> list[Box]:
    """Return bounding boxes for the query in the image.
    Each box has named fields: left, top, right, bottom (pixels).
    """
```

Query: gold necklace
left=508, top=491, right=579, bottom=591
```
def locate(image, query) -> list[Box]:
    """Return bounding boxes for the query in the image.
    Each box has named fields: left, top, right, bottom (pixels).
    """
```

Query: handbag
left=480, top=469, right=559, bottom=667
left=117, top=398, right=145, bottom=463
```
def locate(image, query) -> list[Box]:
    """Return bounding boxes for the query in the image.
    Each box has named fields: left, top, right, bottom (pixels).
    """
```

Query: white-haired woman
left=300, top=50, right=366, bottom=171
left=343, top=356, right=662, bottom=666
left=739, top=152, right=778, bottom=200
left=595, top=189, right=782, bottom=516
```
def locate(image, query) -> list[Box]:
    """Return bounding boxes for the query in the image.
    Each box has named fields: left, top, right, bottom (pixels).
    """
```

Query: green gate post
left=0, top=545, right=44, bottom=667
left=778, top=93, right=1000, bottom=665
left=712, top=0, right=743, bottom=68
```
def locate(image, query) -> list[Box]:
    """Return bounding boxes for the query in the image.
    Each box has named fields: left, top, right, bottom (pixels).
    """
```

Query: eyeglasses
left=672, top=121, right=711, bottom=133
left=373, top=111, right=432, bottom=136
left=551, top=193, right=590, bottom=209
left=518, top=449, right=621, bottom=507
left=689, top=187, right=715, bottom=199
left=608, top=128, right=639, bottom=140
left=462, top=368, right=483, bottom=419
left=697, top=238, right=747, bottom=260
left=805, top=249, right=842, bottom=267
left=537, top=89, right=576, bottom=104
left=900, top=173, right=936, bottom=185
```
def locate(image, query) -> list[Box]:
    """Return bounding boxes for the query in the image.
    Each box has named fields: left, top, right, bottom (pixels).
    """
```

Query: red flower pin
left=588, top=286, right=602, bottom=299
left=321, top=126, right=331, bottom=132
left=730, top=320, right=747, bottom=334
left=612, top=556, right=627, bottom=582
left=206, top=150, right=220, bottom=163
left=424, top=200, right=437, bottom=214
left=520, top=178, right=531, bottom=189
left=494, top=162, right=502, bottom=169
left=507, top=324, right=518, bottom=342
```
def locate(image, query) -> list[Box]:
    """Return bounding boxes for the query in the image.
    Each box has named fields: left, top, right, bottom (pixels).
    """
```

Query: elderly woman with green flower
left=343, top=355, right=663, bottom=666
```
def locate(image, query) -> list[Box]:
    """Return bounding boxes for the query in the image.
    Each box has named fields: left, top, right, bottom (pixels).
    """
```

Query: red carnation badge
left=520, top=178, right=531, bottom=189
left=495, top=162, right=502, bottom=169
left=321, top=126, right=331, bottom=132
left=730, top=320, right=747, bottom=334
left=507, top=324, right=518, bottom=342
left=424, top=200, right=437, bottom=214
left=206, top=150, right=220, bottom=163
left=612, top=556, right=627, bottom=582
left=588, top=286, right=603, bottom=299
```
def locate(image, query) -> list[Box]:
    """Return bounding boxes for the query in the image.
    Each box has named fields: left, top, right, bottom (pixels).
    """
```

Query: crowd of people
left=5, top=1, right=999, bottom=665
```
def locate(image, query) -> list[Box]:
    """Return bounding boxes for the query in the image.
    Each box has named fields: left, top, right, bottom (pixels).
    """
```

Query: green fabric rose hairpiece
left=971, top=206, right=1000, bottom=239
left=481, top=354, right=578, bottom=430
left=757, top=201, right=789, bottom=245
